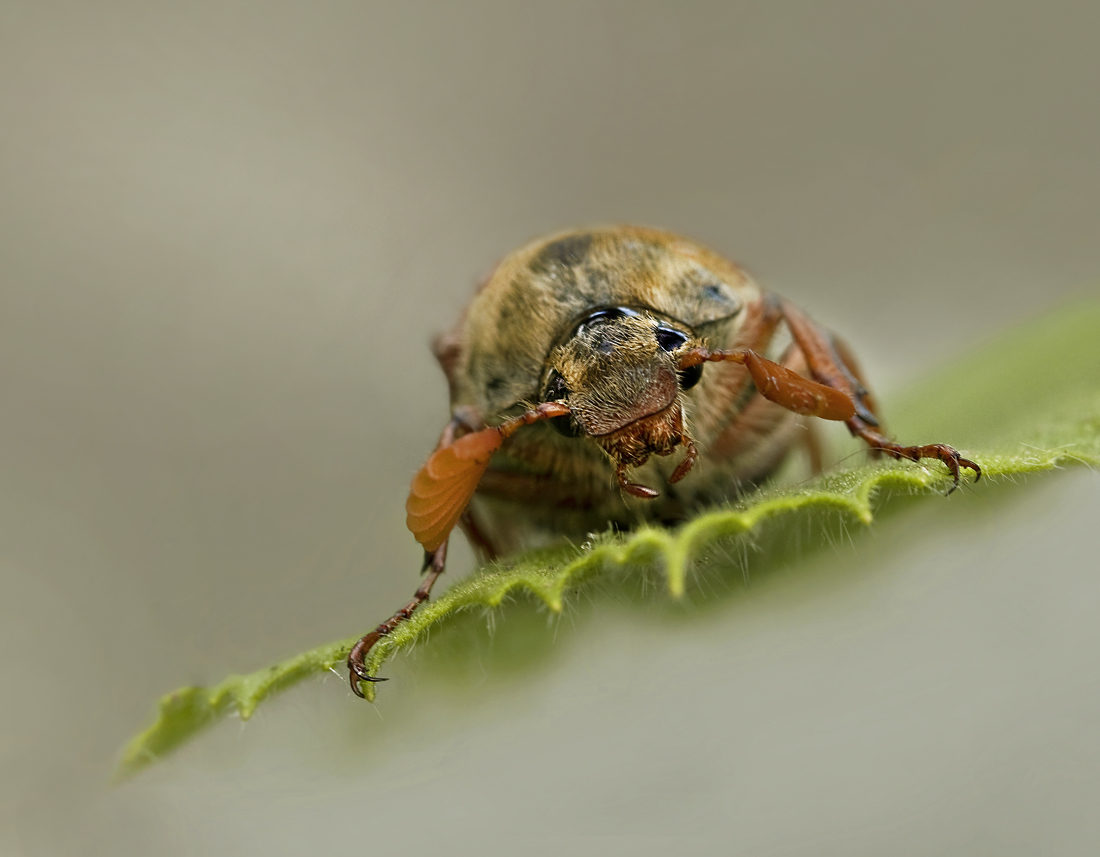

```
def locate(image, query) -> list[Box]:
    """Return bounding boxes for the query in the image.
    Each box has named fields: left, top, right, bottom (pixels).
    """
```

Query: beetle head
left=541, top=307, right=704, bottom=494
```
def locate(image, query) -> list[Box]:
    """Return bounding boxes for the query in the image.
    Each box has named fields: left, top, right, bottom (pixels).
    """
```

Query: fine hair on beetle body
left=347, top=225, right=980, bottom=696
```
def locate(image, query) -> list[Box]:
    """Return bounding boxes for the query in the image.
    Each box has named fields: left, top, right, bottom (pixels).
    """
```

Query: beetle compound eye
left=655, top=325, right=689, bottom=352
left=654, top=325, right=700, bottom=388
left=544, top=370, right=570, bottom=402
left=568, top=306, right=641, bottom=340
left=543, top=370, right=582, bottom=437
left=549, top=413, right=583, bottom=437
left=678, top=363, right=703, bottom=390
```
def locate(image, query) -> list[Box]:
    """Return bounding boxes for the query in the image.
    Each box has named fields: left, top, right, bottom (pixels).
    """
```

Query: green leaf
left=118, top=300, right=1100, bottom=777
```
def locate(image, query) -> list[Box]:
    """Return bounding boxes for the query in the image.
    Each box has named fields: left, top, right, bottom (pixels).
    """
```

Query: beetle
left=348, top=226, right=980, bottom=695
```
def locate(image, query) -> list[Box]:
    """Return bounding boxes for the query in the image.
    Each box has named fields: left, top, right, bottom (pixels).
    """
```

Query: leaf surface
left=119, top=301, right=1100, bottom=777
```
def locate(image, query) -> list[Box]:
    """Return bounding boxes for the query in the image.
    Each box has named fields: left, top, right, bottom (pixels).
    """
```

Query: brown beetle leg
left=703, top=296, right=808, bottom=467
left=777, top=300, right=880, bottom=426
left=679, top=348, right=856, bottom=422
left=777, top=297, right=980, bottom=492
left=668, top=437, right=697, bottom=484
left=346, top=412, right=474, bottom=696
left=845, top=422, right=981, bottom=494
left=616, top=461, right=659, bottom=498
left=800, top=421, right=824, bottom=476
left=829, top=333, right=881, bottom=423
left=692, top=294, right=784, bottom=441
left=351, top=402, right=573, bottom=696
left=458, top=508, right=499, bottom=562
left=348, top=542, right=448, bottom=695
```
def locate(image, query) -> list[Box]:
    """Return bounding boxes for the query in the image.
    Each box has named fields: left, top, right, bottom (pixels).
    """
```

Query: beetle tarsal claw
left=349, top=671, right=389, bottom=698
left=347, top=631, right=391, bottom=696
left=870, top=441, right=982, bottom=495
left=944, top=452, right=982, bottom=495
left=348, top=664, right=389, bottom=697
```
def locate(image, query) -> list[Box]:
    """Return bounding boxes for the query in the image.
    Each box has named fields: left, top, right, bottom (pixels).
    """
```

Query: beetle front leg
left=777, top=297, right=980, bottom=492
left=846, top=417, right=980, bottom=494
left=347, top=541, right=448, bottom=696
left=616, top=460, right=660, bottom=498
left=679, top=347, right=856, bottom=422
left=351, top=401, right=573, bottom=697
left=680, top=299, right=982, bottom=492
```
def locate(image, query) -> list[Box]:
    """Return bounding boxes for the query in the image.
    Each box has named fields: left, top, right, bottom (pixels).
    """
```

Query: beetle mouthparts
left=574, top=367, right=680, bottom=437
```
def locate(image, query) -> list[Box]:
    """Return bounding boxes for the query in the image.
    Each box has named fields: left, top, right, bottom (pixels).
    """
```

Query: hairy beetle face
left=542, top=307, right=702, bottom=468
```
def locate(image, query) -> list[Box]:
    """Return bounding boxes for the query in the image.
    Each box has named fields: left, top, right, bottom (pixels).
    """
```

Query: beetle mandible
left=348, top=226, right=980, bottom=695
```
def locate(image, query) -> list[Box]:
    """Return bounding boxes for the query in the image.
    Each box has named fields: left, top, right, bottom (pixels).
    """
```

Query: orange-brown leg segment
left=693, top=294, right=785, bottom=443
left=679, top=347, right=856, bottom=422
left=616, top=460, right=659, bottom=498
left=348, top=542, right=448, bottom=696
left=669, top=437, right=698, bottom=484
left=845, top=422, right=980, bottom=493
left=801, top=421, right=825, bottom=477
left=777, top=299, right=880, bottom=426
left=706, top=297, right=803, bottom=465
left=829, top=333, right=881, bottom=424
left=346, top=412, right=478, bottom=696
left=679, top=298, right=981, bottom=492
left=349, top=401, right=572, bottom=696
left=458, top=507, right=499, bottom=562
left=778, top=297, right=980, bottom=493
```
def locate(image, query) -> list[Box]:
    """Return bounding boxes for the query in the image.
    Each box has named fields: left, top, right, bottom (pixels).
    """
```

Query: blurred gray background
left=2, top=1, right=1099, bottom=854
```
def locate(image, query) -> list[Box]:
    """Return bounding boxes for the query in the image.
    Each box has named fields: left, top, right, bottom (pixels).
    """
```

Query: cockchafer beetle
left=348, top=225, right=980, bottom=695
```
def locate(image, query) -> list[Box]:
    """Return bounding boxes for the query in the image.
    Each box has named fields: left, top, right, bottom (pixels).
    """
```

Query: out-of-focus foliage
left=119, top=301, right=1100, bottom=777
